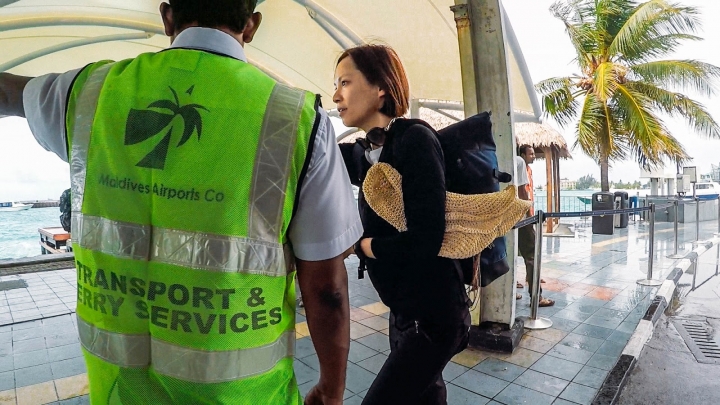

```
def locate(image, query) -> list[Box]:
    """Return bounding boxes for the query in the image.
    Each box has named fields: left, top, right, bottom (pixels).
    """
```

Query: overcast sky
left=1, top=0, right=719, bottom=200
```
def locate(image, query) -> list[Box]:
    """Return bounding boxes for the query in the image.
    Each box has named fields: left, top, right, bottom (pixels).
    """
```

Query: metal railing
left=514, top=196, right=720, bottom=330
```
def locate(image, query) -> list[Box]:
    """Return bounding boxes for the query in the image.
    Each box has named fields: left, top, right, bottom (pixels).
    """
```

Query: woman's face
left=333, top=56, right=386, bottom=132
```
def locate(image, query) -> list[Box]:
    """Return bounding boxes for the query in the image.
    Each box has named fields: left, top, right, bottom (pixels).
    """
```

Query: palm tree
left=536, top=0, right=720, bottom=191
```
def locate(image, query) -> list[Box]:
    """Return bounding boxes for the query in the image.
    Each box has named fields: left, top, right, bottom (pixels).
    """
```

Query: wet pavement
left=0, top=217, right=718, bottom=404
left=617, top=244, right=720, bottom=405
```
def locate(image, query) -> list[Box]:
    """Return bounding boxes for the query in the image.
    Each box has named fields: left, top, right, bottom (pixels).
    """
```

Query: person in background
left=336, top=44, right=470, bottom=405
left=517, top=145, right=554, bottom=307
left=0, top=1, right=362, bottom=403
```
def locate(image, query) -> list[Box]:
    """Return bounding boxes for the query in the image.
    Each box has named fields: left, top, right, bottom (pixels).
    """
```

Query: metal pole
left=668, top=200, right=684, bottom=259
left=715, top=196, right=720, bottom=236
left=524, top=211, right=552, bottom=330
left=696, top=197, right=700, bottom=242
left=638, top=203, right=662, bottom=286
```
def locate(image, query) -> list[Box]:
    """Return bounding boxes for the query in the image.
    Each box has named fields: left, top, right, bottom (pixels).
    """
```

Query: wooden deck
left=38, top=227, right=71, bottom=254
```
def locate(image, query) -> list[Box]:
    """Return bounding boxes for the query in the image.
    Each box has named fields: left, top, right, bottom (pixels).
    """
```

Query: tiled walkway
left=0, top=218, right=717, bottom=404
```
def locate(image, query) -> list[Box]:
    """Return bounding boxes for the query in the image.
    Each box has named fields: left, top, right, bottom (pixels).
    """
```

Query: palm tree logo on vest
left=124, top=86, right=209, bottom=169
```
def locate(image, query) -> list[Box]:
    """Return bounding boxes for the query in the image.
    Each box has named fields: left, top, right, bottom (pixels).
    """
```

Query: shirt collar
left=170, top=27, right=247, bottom=62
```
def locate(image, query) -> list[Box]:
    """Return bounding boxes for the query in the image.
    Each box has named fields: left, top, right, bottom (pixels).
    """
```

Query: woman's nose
left=332, top=88, right=341, bottom=104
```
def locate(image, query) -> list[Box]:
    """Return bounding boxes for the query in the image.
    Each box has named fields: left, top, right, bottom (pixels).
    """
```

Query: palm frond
left=630, top=60, right=720, bottom=96
left=620, top=33, right=702, bottom=63
left=609, top=0, right=701, bottom=60
left=594, top=62, right=621, bottom=102
left=536, top=77, right=582, bottom=127
left=626, top=81, right=720, bottom=138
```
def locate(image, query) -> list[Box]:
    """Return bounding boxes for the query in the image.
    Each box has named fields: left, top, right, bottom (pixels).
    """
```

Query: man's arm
left=518, top=184, right=529, bottom=201
left=0, top=73, right=34, bottom=118
left=296, top=254, right=350, bottom=405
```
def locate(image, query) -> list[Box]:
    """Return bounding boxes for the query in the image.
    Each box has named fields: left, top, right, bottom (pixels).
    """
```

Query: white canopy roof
left=0, top=0, right=541, bottom=121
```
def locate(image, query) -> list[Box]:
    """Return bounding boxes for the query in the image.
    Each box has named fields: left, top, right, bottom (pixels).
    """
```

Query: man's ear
left=159, top=2, right=175, bottom=37
left=242, top=12, right=263, bottom=44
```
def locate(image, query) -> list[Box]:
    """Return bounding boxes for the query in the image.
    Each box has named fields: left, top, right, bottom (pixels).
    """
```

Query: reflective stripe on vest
left=77, top=315, right=296, bottom=383
left=73, top=212, right=288, bottom=277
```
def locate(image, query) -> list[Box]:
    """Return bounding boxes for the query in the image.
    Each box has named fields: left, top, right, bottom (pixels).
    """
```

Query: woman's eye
left=341, top=81, right=348, bottom=86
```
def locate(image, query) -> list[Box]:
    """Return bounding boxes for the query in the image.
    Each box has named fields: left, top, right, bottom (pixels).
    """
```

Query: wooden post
left=554, top=148, right=561, bottom=224
left=545, top=147, right=553, bottom=233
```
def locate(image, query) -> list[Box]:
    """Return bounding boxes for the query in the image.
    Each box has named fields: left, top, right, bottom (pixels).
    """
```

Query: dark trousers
left=361, top=308, right=470, bottom=405
left=518, top=224, right=541, bottom=295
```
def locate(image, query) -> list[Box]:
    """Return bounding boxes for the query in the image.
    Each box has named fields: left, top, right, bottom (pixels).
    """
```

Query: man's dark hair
left=168, top=0, right=258, bottom=33
left=519, top=144, right=534, bottom=156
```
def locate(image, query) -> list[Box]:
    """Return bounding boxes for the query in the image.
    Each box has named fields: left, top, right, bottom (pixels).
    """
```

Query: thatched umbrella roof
left=515, top=122, right=572, bottom=159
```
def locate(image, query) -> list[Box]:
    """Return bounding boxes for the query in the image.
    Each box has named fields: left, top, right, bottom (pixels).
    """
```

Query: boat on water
left=693, top=182, right=720, bottom=200
left=0, top=202, right=32, bottom=212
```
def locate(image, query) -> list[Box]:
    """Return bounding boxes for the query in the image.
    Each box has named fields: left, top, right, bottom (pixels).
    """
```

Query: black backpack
left=349, top=112, right=512, bottom=288
left=434, top=112, right=512, bottom=288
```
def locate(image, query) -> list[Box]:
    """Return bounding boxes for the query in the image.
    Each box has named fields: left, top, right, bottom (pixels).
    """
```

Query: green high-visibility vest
left=66, top=49, right=319, bottom=404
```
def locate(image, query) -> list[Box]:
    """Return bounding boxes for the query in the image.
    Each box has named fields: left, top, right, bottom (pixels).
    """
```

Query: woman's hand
left=360, top=237, right=375, bottom=259
left=304, top=384, right=344, bottom=405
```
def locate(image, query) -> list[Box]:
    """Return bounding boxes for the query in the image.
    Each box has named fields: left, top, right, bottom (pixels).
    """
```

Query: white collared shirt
left=22, top=27, right=362, bottom=261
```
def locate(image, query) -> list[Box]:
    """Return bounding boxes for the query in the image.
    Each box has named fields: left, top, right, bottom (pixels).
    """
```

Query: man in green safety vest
left=0, top=1, right=362, bottom=404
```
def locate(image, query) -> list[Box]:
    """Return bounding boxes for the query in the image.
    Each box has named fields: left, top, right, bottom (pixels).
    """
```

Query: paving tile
left=446, top=383, right=491, bottom=405
left=16, top=380, right=58, bottom=405
left=554, top=309, right=593, bottom=323
left=489, top=348, right=543, bottom=368
left=559, top=382, right=598, bottom=405
left=559, top=333, right=605, bottom=353
left=13, top=349, right=48, bottom=369
left=442, top=361, right=468, bottom=382
left=452, top=369, right=509, bottom=398
left=547, top=344, right=594, bottom=365
left=11, top=320, right=41, bottom=331
left=295, top=337, right=316, bottom=358
left=293, top=359, right=318, bottom=385
left=530, top=355, right=583, bottom=381
left=295, top=321, right=309, bottom=338
left=553, top=398, right=580, bottom=405
left=47, top=343, right=82, bottom=362
left=349, top=296, right=377, bottom=308
left=0, top=389, right=15, bottom=405
left=595, top=340, right=626, bottom=358
left=356, top=353, right=387, bottom=374
left=0, top=356, right=12, bottom=374
left=355, top=333, right=390, bottom=353
left=583, top=314, right=624, bottom=330
left=563, top=303, right=602, bottom=315
left=343, top=396, right=363, bottom=405
left=14, top=363, right=53, bottom=387
left=12, top=327, right=45, bottom=342
left=585, top=353, right=619, bottom=371
left=0, top=371, right=13, bottom=392
left=51, top=357, right=87, bottom=379
left=451, top=348, right=490, bottom=368
left=519, top=335, right=555, bottom=353
left=344, top=362, right=376, bottom=394
left=54, top=373, right=90, bottom=400
left=348, top=341, right=379, bottom=364
left=357, top=316, right=389, bottom=331
left=571, top=324, right=615, bottom=340
left=13, top=337, right=46, bottom=354
left=616, top=320, right=639, bottom=334
left=349, top=322, right=376, bottom=340
left=606, top=330, right=632, bottom=344
left=494, top=382, right=555, bottom=405
left=349, top=308, right=374, bottom=322
left=573, top=365, right=608, bottom=389
left=514, top=368, right=570, bottom=397
left=573, top=297, right=610, bottom=308
left=359, top=302, right=390, bottom=316
left=473, top=358, right=526, bottom=382
left=548, top=317, right=583, bottom=332
left=526, top=328, right=568, bottom=345
left=298, top=354, right=320, bottom=372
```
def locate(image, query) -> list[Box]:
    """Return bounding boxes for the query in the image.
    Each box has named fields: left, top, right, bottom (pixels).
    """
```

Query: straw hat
left=362, top=163, right=533, bottom=259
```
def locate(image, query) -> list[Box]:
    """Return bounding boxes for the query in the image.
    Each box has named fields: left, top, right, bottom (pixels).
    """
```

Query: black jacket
left=340, top=119, right=468, bottom=323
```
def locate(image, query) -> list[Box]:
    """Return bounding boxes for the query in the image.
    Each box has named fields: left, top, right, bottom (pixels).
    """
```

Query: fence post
left=668, top=199, right=684, bottom=259
left=638, top=203, right=662, bottom=286
left=524, top=211, right=552, bottom=330
left=695, top=197, right=701, bottom=242
left=715, top=196, right=720, bottom=237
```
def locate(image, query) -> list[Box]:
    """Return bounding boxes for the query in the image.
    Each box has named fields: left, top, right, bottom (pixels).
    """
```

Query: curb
left=592, top=238, right=719, bottom=405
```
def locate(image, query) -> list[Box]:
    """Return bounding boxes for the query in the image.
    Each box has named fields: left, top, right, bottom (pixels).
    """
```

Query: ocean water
left=0, top=207, right=62, bottom=260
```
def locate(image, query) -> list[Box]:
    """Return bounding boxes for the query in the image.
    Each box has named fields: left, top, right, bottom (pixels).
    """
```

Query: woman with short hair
left=335, top=44, right=470, bottom=405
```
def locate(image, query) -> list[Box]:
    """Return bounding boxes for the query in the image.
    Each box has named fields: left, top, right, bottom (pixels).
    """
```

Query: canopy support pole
left=452, top=0, right=523, bottom=353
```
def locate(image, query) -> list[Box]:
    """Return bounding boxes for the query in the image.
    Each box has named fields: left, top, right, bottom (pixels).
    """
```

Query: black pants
left=361, top=308, right=470, bottom=405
